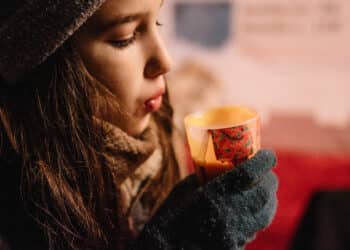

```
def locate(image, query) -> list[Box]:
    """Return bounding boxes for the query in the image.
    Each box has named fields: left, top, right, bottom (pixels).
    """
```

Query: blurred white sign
left=235, top=0, right=350, bottom=65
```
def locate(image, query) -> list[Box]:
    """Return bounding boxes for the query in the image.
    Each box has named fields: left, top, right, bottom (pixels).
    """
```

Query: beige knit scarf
left=99, top=118, right=158, bottom=184
left=97, top=118, right=164, bottom=248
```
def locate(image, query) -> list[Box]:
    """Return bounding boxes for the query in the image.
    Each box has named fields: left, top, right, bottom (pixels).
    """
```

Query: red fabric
left=246, top=150, right=350, bottom=250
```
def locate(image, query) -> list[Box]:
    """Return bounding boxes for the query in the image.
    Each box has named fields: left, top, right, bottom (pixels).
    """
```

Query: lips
left=144, top=88, right=165, bottom=112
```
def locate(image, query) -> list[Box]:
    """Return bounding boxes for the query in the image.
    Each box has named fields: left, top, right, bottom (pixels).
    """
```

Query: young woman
left=0, top=0, right=278, bottom=249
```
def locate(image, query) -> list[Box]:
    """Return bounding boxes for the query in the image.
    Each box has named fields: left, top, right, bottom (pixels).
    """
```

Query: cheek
left=86, top=45, right=133, bottom=82
left=85, top=44, right=145, bottom=108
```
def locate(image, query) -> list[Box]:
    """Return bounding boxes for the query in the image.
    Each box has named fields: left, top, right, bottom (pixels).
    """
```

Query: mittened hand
left=207, top=149, right=277, bottom=191
left=132, top=149, right=278, bottom=250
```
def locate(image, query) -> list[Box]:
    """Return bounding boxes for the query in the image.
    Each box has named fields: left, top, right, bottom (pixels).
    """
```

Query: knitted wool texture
left=97, top=118, right=159, bottom=249
left=99, top=118, right=157, bottom=184
left=133, top=150, right=278, bottom=250
left=0, top=0, right=107, bottom=83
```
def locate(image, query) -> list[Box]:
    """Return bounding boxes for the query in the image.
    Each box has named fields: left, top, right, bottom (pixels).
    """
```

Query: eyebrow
left=97, top=13, right=145, bottom=33
left=96, top=0, right=164, bottom=33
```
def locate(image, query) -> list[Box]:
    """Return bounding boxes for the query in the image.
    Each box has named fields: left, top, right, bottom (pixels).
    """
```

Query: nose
left=144, top=31, right=172, bottom=79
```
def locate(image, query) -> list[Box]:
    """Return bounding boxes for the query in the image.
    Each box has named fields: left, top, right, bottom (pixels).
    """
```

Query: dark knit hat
left=0, top=0, right=107, bottom=84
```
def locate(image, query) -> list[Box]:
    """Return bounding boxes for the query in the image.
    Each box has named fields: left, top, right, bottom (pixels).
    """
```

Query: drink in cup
left=184, top=106, right=261, bottom=183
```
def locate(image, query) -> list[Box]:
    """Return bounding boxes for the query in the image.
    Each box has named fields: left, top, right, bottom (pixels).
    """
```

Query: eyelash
left=111, top=21, right=163, bottom=49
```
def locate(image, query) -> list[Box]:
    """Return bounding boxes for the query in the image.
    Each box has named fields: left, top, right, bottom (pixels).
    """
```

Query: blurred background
left=160, top=0, right=350, bottom=249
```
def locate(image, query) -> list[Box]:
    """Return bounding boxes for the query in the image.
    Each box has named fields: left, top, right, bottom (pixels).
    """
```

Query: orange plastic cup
left=184, top=106, right=261, bottom=183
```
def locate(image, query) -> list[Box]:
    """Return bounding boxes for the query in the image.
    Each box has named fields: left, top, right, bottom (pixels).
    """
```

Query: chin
left=127, top=114, right=151, bottom=137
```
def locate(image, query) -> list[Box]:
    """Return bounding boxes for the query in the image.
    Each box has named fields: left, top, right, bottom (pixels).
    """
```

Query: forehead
left=92, top=0, right=161, bottom=21
left=80, top=0, right=162, bottom=34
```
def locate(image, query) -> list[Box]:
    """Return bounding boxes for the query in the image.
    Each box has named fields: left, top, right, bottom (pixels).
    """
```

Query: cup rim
left=184, top=105, right=259, bottom=130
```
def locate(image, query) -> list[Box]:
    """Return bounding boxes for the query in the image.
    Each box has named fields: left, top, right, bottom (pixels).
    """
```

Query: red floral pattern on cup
left=209, top=125, right=254, bottom=165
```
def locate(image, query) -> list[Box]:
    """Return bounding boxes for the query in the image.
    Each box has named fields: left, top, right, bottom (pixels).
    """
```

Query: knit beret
left=0, top=0, right=107, bottom=84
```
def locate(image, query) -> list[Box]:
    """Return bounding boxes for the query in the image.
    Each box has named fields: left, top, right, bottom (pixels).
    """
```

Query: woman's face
left=73, top=0, right=171, bottom=136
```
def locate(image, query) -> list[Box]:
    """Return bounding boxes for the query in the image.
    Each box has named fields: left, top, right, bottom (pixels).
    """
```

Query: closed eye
left=111, top=20, right=163, bottom=49
left=111, top=34, right=137, bottom=49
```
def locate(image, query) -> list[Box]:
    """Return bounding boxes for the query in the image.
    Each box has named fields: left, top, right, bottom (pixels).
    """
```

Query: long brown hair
left=0, top=39, right=179, bottom=249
